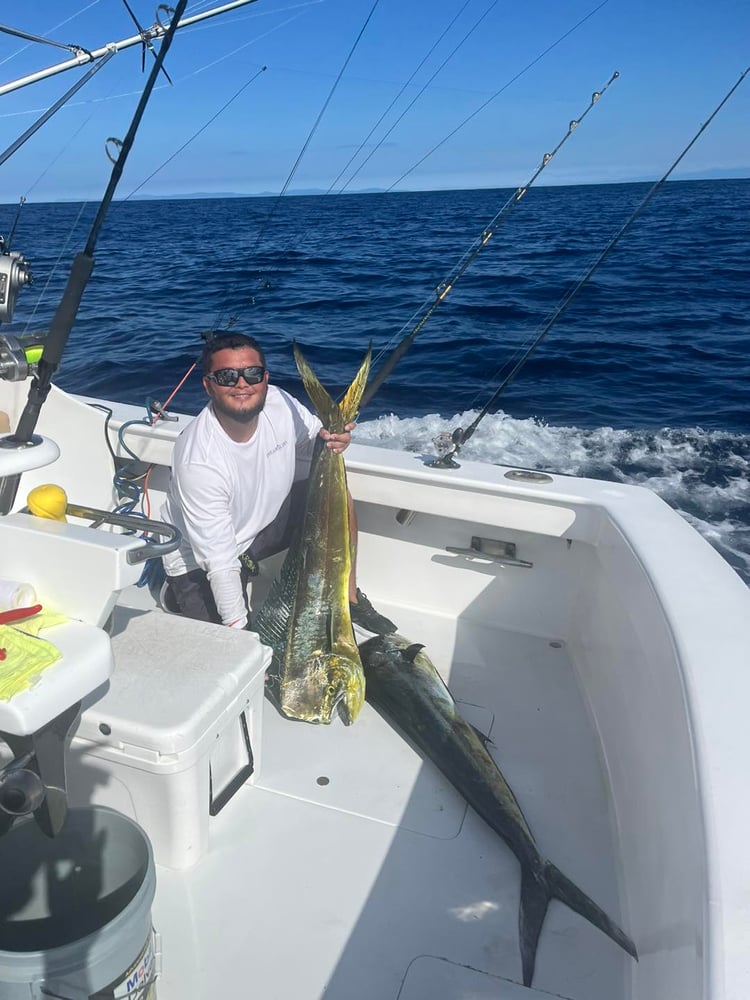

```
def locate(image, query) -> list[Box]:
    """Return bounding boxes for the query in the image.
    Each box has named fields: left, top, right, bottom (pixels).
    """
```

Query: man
left=161, top=332, right=396, bottom=635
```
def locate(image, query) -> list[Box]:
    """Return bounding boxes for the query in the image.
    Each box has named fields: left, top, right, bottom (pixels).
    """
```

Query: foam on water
left=357, top=410, right=750, bottom=584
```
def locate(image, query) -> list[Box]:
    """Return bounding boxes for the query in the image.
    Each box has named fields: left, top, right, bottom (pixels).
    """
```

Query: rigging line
left=0, top=23, right=88, bottom=55
left=121, top=65, right=267, bottom=202
left=324, top=0, right=477, bottom=195
left=6, top=0, right=189, bottom=458
left=183, top=8, right=311, bottom=79
left=0, top=52, right=114, bottom=169
left=247, top=0, right=383, bottom=259
left=0, top=2, right=102, bottom=68
left=337, top=0, right=500, bottom=197
left=15, top=61, right=133, bottom=331
left=385, top=0, right=611, bottom=193
left=0, top=8, right=301, bottom=121
left=20, top=201, right=91, bottom=336
left=449, top=63, right=750, bottom=458
left=84, top=8, right=188, bottom=255
left=177, top=0, right=324, bottom=34
left=359, top=70, right=618, bottom=410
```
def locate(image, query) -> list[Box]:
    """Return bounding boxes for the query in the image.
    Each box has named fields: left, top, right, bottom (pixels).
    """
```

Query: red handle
left=0, top=604, right=43, bottom=625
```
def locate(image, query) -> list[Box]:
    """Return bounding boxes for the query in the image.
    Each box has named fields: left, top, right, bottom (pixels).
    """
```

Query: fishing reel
left=0, top=335, right=44, bottom=383
left=428, top=428, right=465, bottom=469
left=0, top=238, right=33, bottom=324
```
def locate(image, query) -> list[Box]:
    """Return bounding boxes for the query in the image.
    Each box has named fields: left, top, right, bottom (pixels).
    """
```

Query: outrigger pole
left=0, top=0, right=190, bottom=514
left=0, top=0, right=259, bottom=98
left=0, top=53, right=115, bottom=169
left=429, top=62, right=750, bottom=469
left=360, top=71, right=619, bottom=410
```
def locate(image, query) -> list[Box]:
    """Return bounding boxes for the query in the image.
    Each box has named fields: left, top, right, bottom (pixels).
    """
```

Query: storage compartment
left=66, top=608, right=270, bottom=870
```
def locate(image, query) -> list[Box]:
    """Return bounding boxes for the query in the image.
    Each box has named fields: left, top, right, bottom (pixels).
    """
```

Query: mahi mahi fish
left=358, top=633, right=638, bottom=987
left=254, top=343, right=371, bottom=725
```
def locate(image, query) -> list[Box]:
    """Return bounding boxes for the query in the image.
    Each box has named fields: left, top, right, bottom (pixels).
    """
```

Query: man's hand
left=320, top=421, right=355, bottom=454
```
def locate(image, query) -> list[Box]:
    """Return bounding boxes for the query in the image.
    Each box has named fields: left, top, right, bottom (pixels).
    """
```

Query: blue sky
left=0, top=0, right=748, bottom=202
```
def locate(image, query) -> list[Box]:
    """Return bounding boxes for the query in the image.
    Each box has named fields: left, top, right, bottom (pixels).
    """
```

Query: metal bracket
left=446, top=536, right=532, bottom=568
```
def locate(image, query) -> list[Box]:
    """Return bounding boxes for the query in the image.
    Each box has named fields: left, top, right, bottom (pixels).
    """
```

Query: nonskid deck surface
left=148, top=603, right=631, bottom=1000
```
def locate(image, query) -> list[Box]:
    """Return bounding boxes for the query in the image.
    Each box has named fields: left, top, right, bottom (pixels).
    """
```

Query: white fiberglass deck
left=150, top=603, right=631, bottom=1000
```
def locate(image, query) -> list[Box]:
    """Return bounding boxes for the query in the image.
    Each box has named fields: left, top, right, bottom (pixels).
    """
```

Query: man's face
left=203, top=346, right=269, bottom=424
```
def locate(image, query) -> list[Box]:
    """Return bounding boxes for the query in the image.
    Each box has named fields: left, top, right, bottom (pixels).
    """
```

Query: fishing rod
left=0, top=0, right=190, bottom=515
left=0, top=0, right=259, bottom=98
left=360, top=70, right=619, bottom=411
left=429, top=63, right=750, bottom=470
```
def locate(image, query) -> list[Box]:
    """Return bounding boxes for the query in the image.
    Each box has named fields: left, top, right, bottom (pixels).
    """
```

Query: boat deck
left=142, top=599, right=632, bottom=1000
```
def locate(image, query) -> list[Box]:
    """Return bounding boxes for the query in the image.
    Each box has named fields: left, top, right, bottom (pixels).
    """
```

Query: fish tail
left=519, top=861, right=637, bottom=986
left=338, top=347, right=371, bottom=424
left=293, top=342, right=372, bottom=429
left=518, top=867, right=550, bottom=987
left=545, top=861, right=638, bottom=960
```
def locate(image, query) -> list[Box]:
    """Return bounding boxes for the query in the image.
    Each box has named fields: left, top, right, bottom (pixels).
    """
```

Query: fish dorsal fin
left=293, top=342, right=372, bottom=431
left=403, top=643, right=425, bottom=662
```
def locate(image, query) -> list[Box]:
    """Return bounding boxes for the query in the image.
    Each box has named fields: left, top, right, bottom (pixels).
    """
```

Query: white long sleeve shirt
left=162, top=385, right=321, bottom=627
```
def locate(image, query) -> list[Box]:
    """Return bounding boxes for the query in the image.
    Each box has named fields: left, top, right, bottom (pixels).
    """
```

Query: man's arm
left=171, top=461, right=248, bottom=628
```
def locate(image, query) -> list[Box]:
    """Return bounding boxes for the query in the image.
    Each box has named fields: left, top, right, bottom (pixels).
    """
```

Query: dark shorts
left=165, top=479, right=308, bottom=625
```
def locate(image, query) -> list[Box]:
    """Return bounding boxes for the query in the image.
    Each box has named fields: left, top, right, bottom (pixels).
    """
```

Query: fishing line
left=431, top=63, right=750, bottom=468
left=121, top=64, right=267, bottom=201
left=258, top=0, right=483, bottom=287
left=176, top=0, right=323, bottom=38
left=0, top=4, right=296, bottom=122
left=0, top=0, right=189, bottom=519
left=180, top=12, right=300, bottom=78
left=0, top=2, right=103, bottom=69
left=6, top=56, right=136, bottom=331
left=0, top=52, right=114, bottom=168
left=209, top=0, right=383, bottom=330
left=386, top=0, right=612, bottom=194
left=243, top=0, right=383, bottom=263
left=359, top=70, right=619, bottom=410
left=329, top=0, right=497, bottom=196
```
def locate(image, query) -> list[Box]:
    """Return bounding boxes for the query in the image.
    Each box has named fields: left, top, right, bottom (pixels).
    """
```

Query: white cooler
left=66, top=607, right=270, bottom=869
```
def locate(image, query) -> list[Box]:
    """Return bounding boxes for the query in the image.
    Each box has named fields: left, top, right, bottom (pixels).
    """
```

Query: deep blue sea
left=3, top=180, right=749, bottom=580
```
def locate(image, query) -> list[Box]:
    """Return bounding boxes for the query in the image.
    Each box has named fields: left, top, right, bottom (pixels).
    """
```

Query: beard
left=211, top=386, right=268, bottom=424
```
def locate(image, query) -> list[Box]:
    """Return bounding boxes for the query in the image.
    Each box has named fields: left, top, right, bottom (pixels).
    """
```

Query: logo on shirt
left=266, top=439, right=288, bottom=457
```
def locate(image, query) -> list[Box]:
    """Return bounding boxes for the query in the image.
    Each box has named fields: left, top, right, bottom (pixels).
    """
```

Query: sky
left=0, top=0, right=748, bottom=202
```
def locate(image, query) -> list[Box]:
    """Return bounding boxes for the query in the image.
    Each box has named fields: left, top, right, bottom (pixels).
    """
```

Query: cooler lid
left=75, top=608, right=269, bottom=755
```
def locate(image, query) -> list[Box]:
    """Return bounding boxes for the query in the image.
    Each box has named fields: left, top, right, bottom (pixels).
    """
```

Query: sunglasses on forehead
left=205, top=365, right=266, bottom=387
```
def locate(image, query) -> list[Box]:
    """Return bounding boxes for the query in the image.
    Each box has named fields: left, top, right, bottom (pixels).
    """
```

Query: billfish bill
left=254, top=345, right=370, bottom=725
left=358, top=633, right=638, bottom=987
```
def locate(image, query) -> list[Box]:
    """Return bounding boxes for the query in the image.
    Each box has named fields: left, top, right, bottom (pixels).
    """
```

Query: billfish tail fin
left=293, top=342, right=372, bottom=430
left=519, top=861, right=638, bottom=987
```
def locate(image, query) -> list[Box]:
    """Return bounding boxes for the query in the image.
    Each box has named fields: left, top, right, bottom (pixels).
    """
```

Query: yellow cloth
left=0, top=609, right=67, bottom=700
left=11, top=607, right=68, bottom=637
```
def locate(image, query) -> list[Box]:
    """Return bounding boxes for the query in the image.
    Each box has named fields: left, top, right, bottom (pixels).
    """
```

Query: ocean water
left=3, top=179, right=749, bottom=581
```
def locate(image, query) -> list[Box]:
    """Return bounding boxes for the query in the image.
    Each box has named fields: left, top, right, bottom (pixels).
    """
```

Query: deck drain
left=316, top=776, right=330, bottom=786
left=549, top=640, right=564, bottom=648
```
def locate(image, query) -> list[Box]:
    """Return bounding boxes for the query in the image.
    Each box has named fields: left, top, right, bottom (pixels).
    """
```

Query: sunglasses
left=205, top=366, right=266, bottom=387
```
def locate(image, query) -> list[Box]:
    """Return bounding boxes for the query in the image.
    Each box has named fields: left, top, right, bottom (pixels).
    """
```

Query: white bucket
left=0, top=806, right=157, bottom=999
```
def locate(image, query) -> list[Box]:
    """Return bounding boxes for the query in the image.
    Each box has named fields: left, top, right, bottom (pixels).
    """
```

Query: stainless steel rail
left=66, top=504, right=180, bottom=565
